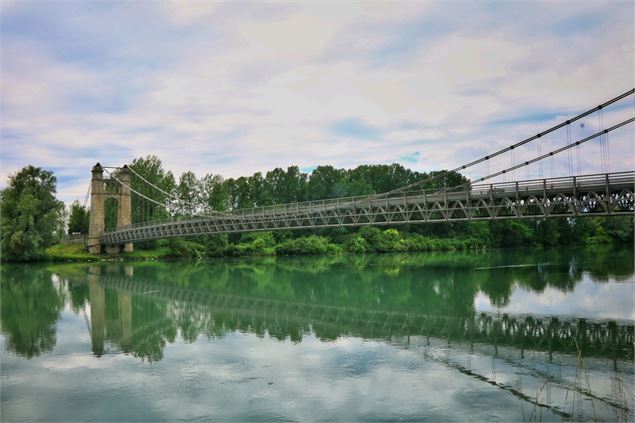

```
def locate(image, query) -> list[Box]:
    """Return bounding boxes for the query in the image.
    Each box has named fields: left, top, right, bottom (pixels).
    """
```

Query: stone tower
left=87, top=163, right=133, bottom=254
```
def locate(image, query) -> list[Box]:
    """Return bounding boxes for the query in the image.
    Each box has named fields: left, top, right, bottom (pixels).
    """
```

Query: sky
left=1, top=0, right=633, bottom=203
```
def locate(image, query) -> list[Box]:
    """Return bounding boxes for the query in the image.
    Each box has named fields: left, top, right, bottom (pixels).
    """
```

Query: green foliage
left=306, top=165, right=347, bottom=200
left=345, top=235, right=369, bottom=253
left=587, top=225, right=611, bottom=245
left=228, top=232, right=277, bottom=256
left=160, top=238, right=205, bottom=259
left=275, top=235, right=340, bottom=255
left=201, top=234, right=229, bottom=256
left=533, top=219, right=560, bottom=246
left=1, top=266, right=64, bottom=357
left=376, top=228, right=404, bottom=252
left=600, top=216, right=634, bottom=243
left=175, top=171, right=202, bottom=216
left=489, top=220, right=534, bottom=247
left=129, top=155, right=175, bottom=223
left=67, top=201, right=90, bottom=234
left=201, top=173, right=228, bottom=212
left=1, top=166, right=65, bottom=261
left=467, top=221, right=491, bottom=246
left=402, top=235, right=434, bottom=251
left=357, top=227, right=405, bottom=252
left=104, top=197, right=118, bottom=231
left=357, top=227, right=382, bottom=249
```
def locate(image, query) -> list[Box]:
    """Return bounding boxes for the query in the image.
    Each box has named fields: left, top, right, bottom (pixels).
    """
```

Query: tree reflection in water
left=1, top=247, right=633, bottom=422
left=1, top=246, right=633, bottom=362
left=0, top=266, right=64, bottom=358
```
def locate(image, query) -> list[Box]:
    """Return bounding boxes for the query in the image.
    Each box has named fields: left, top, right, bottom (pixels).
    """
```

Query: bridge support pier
left=88, top=267, right=105, bottom=356
left=117, top=166, right=133, bottom=253
left=87, top=164, right=105, bottom=254
left=87, top=163, right=133, bottom=254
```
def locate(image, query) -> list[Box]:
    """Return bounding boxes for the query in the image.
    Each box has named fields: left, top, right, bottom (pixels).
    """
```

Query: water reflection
left=0, top=266, right=64, bottom=358
left=1, top=247, right=633, bottom=422
left=1, top=247, right=632, bottom=361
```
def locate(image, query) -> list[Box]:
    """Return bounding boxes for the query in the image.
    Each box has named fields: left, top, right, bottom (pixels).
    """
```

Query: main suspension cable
left=225, top=116, right=634, bottom=218
left=83, top=181, right=91, bottom=208
left=441, top=116, right=634, bottom=192
left=102, top=168, right=169, bottom=209
left=380, top=88, right=634, bottom=195
left=102, top=168, right=238, bottom=223
left=103, top=166, right=232, bottom=217
left=122, top=165, right=181, bottom=202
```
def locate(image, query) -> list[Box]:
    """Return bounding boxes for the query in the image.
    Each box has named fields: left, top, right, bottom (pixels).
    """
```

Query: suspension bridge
left=87, top=90, right=635, bottom=253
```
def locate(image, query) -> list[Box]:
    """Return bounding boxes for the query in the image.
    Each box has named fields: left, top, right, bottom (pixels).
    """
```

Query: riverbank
left=44, top=243, right=168, bottom=262
left=39, top=225, right=628, bottom=263
left=43, top=233, right=485, bottom=262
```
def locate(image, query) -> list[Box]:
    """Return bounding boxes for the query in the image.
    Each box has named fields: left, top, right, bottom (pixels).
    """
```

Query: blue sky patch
left=399, top=152, right=420, bottom=164
left=330, top=118, right=380, bottom=140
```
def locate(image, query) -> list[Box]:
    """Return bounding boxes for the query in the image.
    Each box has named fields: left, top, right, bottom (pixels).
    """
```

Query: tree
left=225, top=176, right=251, bottom=209
left=175, top=171, right=202, bottom=216
left=201, top=173, right=229, bottom=212
left=307, top=165, right=346, bottom=200
left=248, top=172, right=269, bottom=206
left=423, top=170, right=469, bottom=190
left=67, top=200, right=90, bottom=234
left=348, top=163, right=414, bottom=194
left=284, top=166, right=308, bottom=202
left=129, top=155, right=176, bottom=222
left=0, top=166, right=65, bottom=261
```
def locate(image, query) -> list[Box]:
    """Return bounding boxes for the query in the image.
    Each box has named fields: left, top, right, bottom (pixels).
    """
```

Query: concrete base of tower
left=87, top=238, right=102, bottom=254
left=103, top=243, right=134, bottom=254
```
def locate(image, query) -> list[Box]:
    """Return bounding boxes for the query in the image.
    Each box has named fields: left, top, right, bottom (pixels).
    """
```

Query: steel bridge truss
left=102, top=172, right=634, bottom=245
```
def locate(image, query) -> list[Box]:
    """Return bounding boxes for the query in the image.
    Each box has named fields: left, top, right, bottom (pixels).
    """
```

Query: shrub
left=275, top=236, right=340, bottom=255
left=345, top=235, right=368, bottom=253
left=163, top=238, right=205, bottom=258
left=376, top=228, right=403, bottom=252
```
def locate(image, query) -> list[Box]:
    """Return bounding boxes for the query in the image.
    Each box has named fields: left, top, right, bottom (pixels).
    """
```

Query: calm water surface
left=1, top=246, right=633, bottom=421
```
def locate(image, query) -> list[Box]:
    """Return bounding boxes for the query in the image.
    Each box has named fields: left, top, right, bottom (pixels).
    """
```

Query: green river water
left=1, top=246, right=633, bottom=421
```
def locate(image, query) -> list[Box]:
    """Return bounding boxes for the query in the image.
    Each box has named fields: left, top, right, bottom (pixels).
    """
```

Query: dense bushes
left=126, top=214, right=633, bottom=260
left=275, top=236, right=340, bottom=255
left=143, top=227, right=491, bottom=259
left=226, top=232, right=276, bottom=256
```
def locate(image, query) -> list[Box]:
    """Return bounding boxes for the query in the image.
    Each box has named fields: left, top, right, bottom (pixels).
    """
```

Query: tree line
left=1, top=157, right=632, bottom=261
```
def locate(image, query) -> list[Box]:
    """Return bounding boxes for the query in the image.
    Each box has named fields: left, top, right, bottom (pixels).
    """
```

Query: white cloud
left=476, top=277, right=635, bottom=320
left=157, top=1, right=223, bottom=27
left=0, top=1, right=632, bottom=202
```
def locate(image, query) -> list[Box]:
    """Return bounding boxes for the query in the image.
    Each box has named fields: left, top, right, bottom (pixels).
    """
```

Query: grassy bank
left=44, top=243, right=169, bottom=261
left=45, top=243, right=97, bottom=261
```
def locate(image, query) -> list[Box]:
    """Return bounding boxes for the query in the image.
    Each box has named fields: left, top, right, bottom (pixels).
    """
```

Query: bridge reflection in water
left=79, top=266, right=633, bottom=363
left=53, top=252, right=633, bottom=421
left=3, top=250, right=632, bottom=421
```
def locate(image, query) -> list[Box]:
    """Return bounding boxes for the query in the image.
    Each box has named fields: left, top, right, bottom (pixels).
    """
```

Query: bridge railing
left=107, top=171, right=634, bottom=233
left=469, top=171, right=634, bottom=195
left=227, top=171, right=634, bottom=218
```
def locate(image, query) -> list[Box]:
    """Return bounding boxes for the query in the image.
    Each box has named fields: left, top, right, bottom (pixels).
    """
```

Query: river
left=1, top=246, right=633, bottom=421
